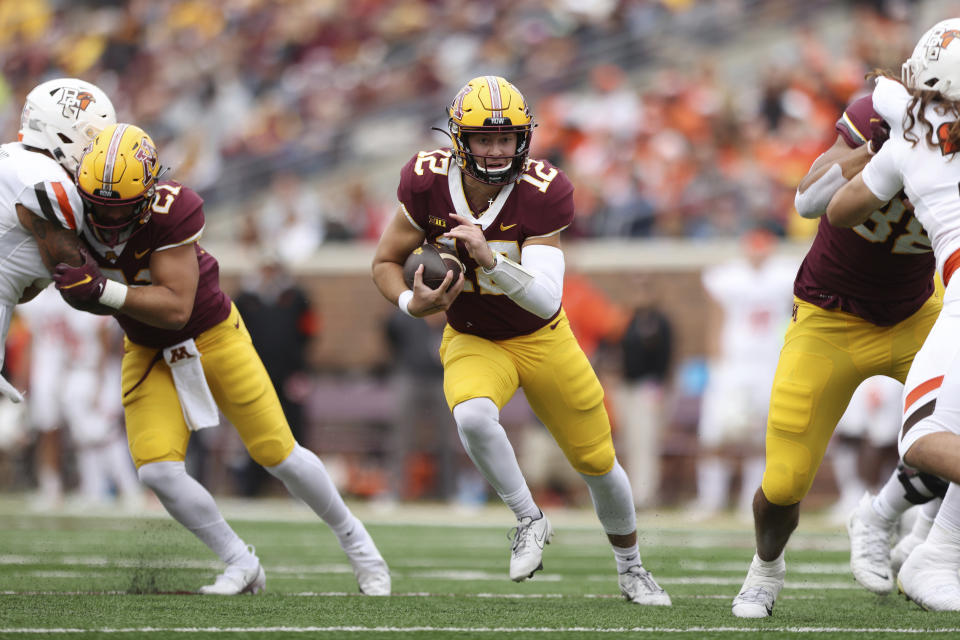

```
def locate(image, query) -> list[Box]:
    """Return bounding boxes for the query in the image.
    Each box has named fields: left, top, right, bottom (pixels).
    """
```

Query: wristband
left=397, top=289, right=415, bottom=317
left=99, top=279, right=128, bottom=310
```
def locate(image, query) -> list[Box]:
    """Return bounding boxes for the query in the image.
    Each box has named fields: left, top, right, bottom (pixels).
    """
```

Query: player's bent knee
left=761, top=466, right=808, bottom=506
left=452, top=398, right=500, bottom=440
left=761, top=435, right=813, bottom=505
left=568, top=442, right=615, bottom=476
left=129, top=433, right=182, bottom=469
left=247, top=436, right=295, bottom=468
left=137, top=460, right=186, bottom=491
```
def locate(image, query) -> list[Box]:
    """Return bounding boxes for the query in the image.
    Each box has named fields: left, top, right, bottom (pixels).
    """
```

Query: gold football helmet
left=447, top=76, right=533, bottom=184
left=76, top=123, right=161, bottom=246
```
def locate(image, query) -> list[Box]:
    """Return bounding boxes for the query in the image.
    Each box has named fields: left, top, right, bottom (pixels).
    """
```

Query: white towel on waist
left=163, top=338, right=219, bottom=431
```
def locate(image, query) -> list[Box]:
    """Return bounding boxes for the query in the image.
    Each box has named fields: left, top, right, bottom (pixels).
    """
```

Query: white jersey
left=701, top=256, right=796, bottom=366
left=18, top=286, right=118, bottom=441
left=698, top=255, right=795, bottom=446
left=865, top=77, right=960, bottom=277
left=0, top=142, right=84, bottom=373
left=835, top=375, right=903, bottom=447
left=865, top=78, right=960, bottom=457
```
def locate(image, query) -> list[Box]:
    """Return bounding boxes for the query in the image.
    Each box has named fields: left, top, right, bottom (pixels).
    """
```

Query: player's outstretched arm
left=15, top=203, right=84, bottom=270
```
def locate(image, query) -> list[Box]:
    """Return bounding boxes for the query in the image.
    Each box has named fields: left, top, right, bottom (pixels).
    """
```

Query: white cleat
left=618, top=565, right=671, bottom=606
left=890, top=532, right=924, bottom=574
left=847, top=492, right=895, bottom=595
left=897, top=541, right=960, bottom=611
left=342, top=522, right=391, bottom=596
left=732, top=554, right=785, bottom=618
left=509, top=513, right=553, bottom=581
left=199, top=562, right=266, bottom=595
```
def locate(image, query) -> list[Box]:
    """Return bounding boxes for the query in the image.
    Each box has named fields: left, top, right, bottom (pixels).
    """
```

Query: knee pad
left=761, top=436, right=813, bottom=505
left=137, top=460, right=186, bottom=494
left=568, top=441, right=615, bottom=476
left=129, top=431, right=182, bottom=468
left=896, top=461, right=948, bottom=504
left=247, top=435, right=294, bottom=468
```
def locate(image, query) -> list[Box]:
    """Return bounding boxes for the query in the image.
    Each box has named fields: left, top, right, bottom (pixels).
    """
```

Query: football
left=403, top=244, right=463, bottom=290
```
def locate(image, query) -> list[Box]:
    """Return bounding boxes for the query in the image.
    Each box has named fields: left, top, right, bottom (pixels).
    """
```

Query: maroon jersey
left=82, top=181, right=231, bottom=348
left=398, top=149, right=574, bottom=340
left=793, top=95, right=935, bottom=326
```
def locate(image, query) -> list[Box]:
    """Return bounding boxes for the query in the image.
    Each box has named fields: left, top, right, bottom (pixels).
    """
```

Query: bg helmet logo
left=941, top=29, right=960, bottom=49
left=56, top=87, right=96, bottom=119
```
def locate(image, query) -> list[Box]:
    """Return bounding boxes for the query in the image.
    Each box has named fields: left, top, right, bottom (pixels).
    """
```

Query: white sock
left=873, top=470, right=914, bottom=524
left=753, top=551, right=785, bottom=574
left=579, top=460, right=637, bottom=535
left=696, top=456, right=732, bottom=512
left=266, top=444, right=354, bottom=536
left=612, top=542, right=641, bottom=573
left=913, top=498, right=941, bottom=540
left=933, top=484, right=960, bottom=536
left=137, top=461, right=254, bottom=567
left=500, top=485, right=541, bottom=521
left=453, top=398, right=539, bottom=520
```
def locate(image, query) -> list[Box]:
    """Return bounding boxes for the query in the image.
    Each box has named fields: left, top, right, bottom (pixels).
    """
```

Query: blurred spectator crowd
left=0, top=0, right=931, bottom=256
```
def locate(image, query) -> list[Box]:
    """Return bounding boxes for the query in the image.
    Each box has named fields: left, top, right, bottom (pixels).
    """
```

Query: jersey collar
left=448, top=163, right=514, bottom=231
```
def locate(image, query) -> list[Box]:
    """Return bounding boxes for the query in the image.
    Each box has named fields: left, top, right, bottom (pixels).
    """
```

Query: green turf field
left=0, top=497, right=957, bottom=639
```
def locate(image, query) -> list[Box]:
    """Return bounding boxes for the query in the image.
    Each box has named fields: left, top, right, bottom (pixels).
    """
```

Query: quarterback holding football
left=372, top=75, right=670, bottom=605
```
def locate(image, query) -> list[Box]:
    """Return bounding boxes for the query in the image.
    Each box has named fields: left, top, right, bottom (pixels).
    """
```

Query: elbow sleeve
left=795, top=163, right=848, bottom=219
left=484, top=244, right=564, bottom=318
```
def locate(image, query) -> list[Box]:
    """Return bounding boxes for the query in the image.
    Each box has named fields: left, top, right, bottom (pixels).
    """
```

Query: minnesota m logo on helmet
left=76, top=123, right=163, bottom=247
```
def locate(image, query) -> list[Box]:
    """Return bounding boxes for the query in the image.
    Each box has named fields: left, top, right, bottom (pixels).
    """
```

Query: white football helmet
left=902, top=18, right=960, bottom=100
left=18, top=78, right=116, bottom=175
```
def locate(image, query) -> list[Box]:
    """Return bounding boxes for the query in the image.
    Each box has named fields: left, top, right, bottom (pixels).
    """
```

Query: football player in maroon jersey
left=372, top=76, right=670, bottom=605
left=731, top=82, right=944, bottom=616
left=52, top=123, right=390, bottom=597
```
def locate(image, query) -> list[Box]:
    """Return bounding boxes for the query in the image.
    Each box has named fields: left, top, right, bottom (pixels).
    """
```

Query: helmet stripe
left=102, top=123, right=129, bottom=188
left=486, top=75, right=502, bottom=112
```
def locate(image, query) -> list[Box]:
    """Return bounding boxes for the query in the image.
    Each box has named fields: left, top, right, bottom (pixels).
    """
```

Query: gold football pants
left=762, top=295, right=939, bottom=505
left=439, top=308, right=615, bottom=475
left=122, top=303, right=296, bottom=469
